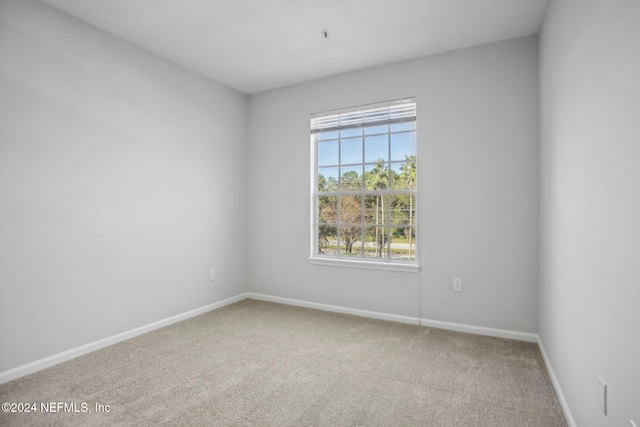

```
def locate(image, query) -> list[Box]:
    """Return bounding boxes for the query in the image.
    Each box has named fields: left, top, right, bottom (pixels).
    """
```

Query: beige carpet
left=0, top=299, right=567, bottom=426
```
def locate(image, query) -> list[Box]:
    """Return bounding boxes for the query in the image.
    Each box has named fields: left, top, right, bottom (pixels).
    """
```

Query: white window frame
left=308, top=98, right=419, bottom=272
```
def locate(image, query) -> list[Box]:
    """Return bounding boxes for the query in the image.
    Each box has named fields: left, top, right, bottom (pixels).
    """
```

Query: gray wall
left=247, top=36, right=539, bottom=333
left=539, top=0, right=640, bottom=425
left=0, top=0, right=248, bottom=372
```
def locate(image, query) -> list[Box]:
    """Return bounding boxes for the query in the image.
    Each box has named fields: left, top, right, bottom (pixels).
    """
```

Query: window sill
left=307, top=256, right=420, bottom=272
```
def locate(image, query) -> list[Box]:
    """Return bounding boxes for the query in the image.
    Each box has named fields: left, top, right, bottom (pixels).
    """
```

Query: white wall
left=247, top=36, right=539, bottom=333
left=0, top=0, right=248, bottom=372
left=539, top=0, right=640, bottom=425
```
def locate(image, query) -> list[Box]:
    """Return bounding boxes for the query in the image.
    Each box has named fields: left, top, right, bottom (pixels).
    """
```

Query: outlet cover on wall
left=209, top=268, right=215, bottom=281
left=598, top=375, right=607, bottom=415
left=453, top=278, right=462, bottom=292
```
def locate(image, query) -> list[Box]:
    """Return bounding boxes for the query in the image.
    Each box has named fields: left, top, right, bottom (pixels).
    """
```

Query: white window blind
left=311, top=99, right=416, bottom=134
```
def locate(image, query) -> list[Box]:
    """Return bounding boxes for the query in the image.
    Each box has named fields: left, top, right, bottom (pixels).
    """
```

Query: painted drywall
left=539, top=0, right=640, bottom=425
left=247, top=36, right=539, bottom=333
left=0, top=0, right=248, bottom=372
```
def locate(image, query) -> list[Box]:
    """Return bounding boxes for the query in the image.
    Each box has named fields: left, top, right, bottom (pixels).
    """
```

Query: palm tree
left=367, top=159, right=388, bottom=257
left=400, top=156, right=416, bottom=259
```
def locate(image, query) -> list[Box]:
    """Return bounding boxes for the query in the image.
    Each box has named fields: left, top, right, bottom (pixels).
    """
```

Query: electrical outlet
left=209, top=268, right=215, bottom=281
left=453, top=278, right=462, bottom=292
left=598, top=375, right=607, bottom=415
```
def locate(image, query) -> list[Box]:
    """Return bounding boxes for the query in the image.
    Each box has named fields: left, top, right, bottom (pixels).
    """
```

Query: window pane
left=390, top=132, right=416, bottom=161
left=340, top=166, right=363, bottom=191
left=365, top=135, right=388, bottom=163
left=364, top=195, right=388, bottom=225
left=341, top=137, right=362, bottom=165
left=390, top=194, right=413, bottom=225
left=339, top=195, right=362, bottom=224
left=340, top=226, right=363, bottom=257
left=317, top=225, right=337, bottom=255
left=318, top=167, right=339, bottom=192
left=390, top=227, right=416, bottom=260
left=341, top=128, right=362, bottom=138
left=365, top=124, right=388, bottom=135
left=318, top=140, right=339, bottom=166
left=365, top=164, right=389, bottom=190
left=318, top=130, right=339, bottom=141
left=390, top=122, right=415, bottom=132
left=391, top=162, right=416, bottom=190
left=364, top=226, right=388, bottom=258
left=390, top=164, right=403, bottom=190
left=318, top=196, right=337, bottom=224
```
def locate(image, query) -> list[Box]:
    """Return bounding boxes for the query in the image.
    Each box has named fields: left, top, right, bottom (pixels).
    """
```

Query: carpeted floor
left=0, top=299, right=567, bottom=426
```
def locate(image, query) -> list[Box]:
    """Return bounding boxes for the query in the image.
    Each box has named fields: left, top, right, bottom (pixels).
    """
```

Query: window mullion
left=386, top=126, right=391, bottom=260
left=361, top=132, right=366, bottom=257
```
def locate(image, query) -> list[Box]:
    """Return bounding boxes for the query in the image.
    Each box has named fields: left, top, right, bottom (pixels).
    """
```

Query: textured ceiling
left=38, top=0, right=548, bottom=94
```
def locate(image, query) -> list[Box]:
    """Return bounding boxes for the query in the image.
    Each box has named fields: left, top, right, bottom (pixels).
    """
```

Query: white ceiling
left=38, top=0, right=548, bottom=95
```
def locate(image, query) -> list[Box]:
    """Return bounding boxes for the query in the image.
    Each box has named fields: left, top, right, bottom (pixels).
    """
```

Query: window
left=309, top=98, right=418, bottom=271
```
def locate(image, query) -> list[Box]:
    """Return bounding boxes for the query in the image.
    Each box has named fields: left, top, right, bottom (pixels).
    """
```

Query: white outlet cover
left=209, top=269, right=215, bottom=281
left=598, top=375, right=606, bottom=415
left=453, top=278, right=462, bottom=292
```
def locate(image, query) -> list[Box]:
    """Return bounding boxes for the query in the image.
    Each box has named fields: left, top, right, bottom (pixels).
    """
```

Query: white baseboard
left=418, top=318, right=539, bottom=343
left=246, top=293, right=537, bottom=344
left=0, top=292, right=249, bottom=385
left=537, top=336, right=577, bottom=427
left=248, top=293, right=574, bottom=420
left=247, top=292, right=421, bottom=325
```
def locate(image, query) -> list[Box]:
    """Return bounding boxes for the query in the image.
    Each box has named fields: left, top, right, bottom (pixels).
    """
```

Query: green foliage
left=317, top=156, right=416, bottom=259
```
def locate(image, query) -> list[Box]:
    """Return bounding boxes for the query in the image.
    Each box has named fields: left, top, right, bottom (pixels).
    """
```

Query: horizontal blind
left=310, top=98, right=416, bottom=134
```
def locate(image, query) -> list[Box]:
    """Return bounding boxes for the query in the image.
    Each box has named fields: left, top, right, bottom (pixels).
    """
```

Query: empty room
left=0, top=0, right=638, bottom=425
